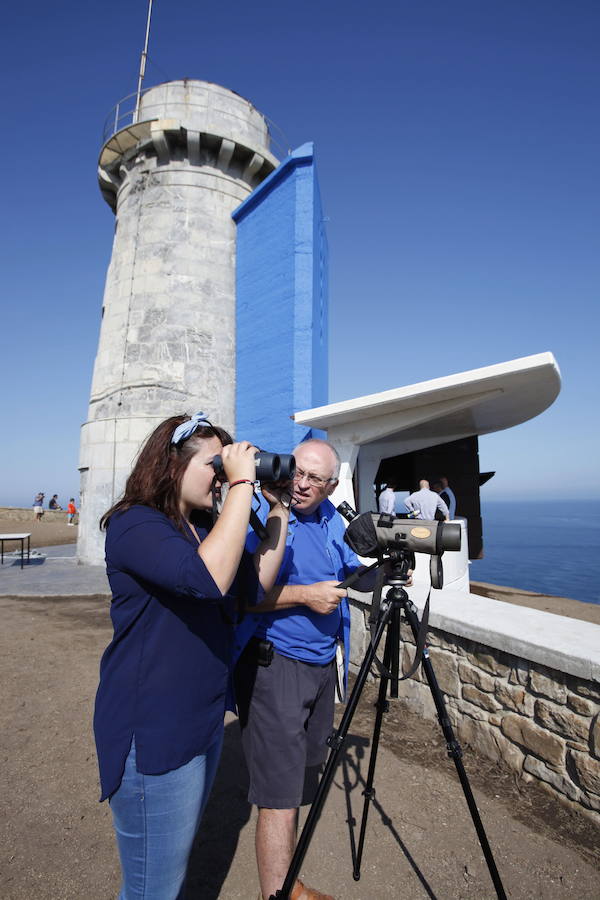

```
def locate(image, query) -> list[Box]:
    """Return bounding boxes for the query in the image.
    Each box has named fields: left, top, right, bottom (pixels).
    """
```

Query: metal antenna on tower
left=134, top=0, right=154, bottom=123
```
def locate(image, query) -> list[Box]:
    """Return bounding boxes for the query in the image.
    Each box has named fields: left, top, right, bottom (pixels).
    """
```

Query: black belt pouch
left=241, top=636, right=274, bottom=667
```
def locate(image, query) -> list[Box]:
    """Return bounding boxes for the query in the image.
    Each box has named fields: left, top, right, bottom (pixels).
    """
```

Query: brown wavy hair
left=100, top=415, right=232, bottom=531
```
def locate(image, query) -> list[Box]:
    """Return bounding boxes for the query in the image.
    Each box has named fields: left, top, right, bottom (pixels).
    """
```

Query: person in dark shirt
left=439, top=475, right=457, bottom=520
left=93, top=412, right=290, bottom=900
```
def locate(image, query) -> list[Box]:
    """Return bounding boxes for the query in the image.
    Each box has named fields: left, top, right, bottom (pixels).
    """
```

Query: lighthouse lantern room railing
left=101, top=84, right=288, bottom=159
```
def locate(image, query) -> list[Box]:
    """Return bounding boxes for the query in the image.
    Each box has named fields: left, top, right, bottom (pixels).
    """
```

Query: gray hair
left=293, top=438, right=341, bottom=479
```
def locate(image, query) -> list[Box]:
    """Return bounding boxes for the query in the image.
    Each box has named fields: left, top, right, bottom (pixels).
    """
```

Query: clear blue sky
left=0, top=0, right=598, bottom=506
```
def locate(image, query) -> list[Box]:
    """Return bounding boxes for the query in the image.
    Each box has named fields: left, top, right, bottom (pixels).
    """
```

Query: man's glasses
left=293, top=467, right=334, bottom=488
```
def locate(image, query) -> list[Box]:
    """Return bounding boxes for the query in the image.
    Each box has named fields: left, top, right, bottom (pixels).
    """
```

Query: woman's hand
left=196, top=442, right=256, bottom=594
left=220, top=442, right=257, bottom=485
left=253, top=482, right=292, bottom=592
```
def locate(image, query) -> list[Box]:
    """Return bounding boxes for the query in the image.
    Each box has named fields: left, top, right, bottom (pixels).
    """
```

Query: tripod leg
left=353, top=603, right=400, bottom=880
left=271, top=598, right=395, bottom=900
left=402, top=601, right=507, bottom=900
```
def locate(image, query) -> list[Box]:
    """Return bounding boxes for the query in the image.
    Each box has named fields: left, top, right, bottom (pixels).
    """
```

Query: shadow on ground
left=337, top=734, right=438, bottom=899
left=185, top=722, right=439, bottom=900
left=185, top=721, right=252, bottom=898
left=6, top=557, right=46, bottom=567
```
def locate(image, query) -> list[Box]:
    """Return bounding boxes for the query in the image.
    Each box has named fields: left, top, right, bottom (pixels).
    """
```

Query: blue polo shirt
left=255, top=510, right=341, bottom=663
left=233, top=498, right=359, bottom=673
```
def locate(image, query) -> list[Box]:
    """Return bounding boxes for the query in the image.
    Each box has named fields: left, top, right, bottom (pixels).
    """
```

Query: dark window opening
left=374, top=436, right=493, bottom=560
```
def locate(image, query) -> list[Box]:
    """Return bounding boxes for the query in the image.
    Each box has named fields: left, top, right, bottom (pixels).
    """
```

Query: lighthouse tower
left=78, top=80, right=278, bottom=564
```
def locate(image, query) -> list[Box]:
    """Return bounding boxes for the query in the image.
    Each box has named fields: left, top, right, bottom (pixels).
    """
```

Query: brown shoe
left=258, top=878, right=334, bottom=900
left=290, top=879, right=335, bottom=900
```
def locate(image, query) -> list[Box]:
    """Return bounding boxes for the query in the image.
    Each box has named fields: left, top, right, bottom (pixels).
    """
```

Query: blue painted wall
left=233, top=143, right=328, bottom=452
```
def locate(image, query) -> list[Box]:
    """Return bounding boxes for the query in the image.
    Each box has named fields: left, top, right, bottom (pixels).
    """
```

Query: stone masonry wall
left=348, top=596, right=600, bottom=825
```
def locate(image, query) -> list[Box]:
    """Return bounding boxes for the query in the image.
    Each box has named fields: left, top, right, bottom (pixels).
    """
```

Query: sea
left=468, top=499, right=600, bottom=606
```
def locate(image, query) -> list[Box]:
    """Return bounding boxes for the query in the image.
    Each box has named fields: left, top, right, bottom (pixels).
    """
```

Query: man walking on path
left=404, top=479, right=449, bottom=521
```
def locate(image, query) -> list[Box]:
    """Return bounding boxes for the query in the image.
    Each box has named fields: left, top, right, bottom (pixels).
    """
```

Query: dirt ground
left=469, top=581, right=600, bottom=625
left=0, top=591, right=599, bottom=899
left=0, top=515, right=78, bottom=548
left=1, top=521, right=599, bottom=898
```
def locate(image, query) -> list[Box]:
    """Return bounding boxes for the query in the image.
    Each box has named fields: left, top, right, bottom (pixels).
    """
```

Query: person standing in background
left=431, top=482, right=447, bottom=521
left=67, top=498, right=77, bottom=525
left=32, top=492, right=44, bottom=521
left=404, top=480, right=449, bottom=521
left=439, top=476, right=457, bottom=520
left=378, top=482, right=396, bottom=514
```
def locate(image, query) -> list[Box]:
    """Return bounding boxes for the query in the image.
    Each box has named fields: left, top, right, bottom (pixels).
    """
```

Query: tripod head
left=386, top=549, right=415, bottom=588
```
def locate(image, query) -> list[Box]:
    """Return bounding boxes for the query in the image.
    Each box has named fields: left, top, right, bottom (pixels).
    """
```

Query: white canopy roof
left=293, top=352, right=560, bottom=451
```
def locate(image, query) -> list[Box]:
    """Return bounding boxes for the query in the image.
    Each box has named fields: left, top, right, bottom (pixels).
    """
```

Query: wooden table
left=0, top=533, right=31, bottom=569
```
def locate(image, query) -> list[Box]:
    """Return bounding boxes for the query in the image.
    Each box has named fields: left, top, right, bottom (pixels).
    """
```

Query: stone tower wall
left=78, top=81, right=277, bottom=564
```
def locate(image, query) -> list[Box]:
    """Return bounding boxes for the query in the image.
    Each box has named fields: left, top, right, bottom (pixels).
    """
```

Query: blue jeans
left=109, top=733, right=223, bottom=899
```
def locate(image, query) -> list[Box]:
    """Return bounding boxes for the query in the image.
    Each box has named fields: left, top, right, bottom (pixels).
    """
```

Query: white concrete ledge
left=402, top=582, right=600, bottom=683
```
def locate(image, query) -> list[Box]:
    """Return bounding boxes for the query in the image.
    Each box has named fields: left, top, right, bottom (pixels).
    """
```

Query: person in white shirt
left=378, top=483, right=396, bottom=514
left=404, top=480, right=449, bottom=521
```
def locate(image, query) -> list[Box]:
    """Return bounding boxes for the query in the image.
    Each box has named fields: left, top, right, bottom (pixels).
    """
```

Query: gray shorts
left=235, top=650, right=335, bottom=809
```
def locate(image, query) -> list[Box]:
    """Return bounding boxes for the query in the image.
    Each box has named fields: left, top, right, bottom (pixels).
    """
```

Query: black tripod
left=271, top=556, right=507, bottom=900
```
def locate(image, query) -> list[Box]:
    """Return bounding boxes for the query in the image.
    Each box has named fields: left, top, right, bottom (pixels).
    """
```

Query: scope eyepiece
left=337, top=501, right=358, bottom=522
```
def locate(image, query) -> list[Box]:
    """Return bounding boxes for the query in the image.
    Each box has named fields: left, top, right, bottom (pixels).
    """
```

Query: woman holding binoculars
left=93, top=412, right=291, bottom=899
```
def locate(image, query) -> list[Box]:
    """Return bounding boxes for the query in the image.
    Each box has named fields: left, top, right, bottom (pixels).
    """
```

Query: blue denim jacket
left=231, top=497, right=358, bottom=693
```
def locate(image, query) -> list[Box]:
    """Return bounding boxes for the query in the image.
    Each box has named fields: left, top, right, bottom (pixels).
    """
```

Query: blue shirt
left=93, top=505, right=262, bottom=801
left=255, top=510, right=341, bottom=663
left=233, top=498, right=359, bottom=676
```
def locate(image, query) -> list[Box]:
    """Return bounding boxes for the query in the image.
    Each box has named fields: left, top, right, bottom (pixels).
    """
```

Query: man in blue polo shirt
left=234, top=439, right=359, bottom=900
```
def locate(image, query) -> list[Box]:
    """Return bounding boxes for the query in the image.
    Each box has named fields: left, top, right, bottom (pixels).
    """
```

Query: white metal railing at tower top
left=102, top=90, right=147, bottom=144
left=101, top=84, right=289, bottom=159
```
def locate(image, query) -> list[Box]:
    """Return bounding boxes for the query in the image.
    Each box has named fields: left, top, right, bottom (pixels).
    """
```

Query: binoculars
left=211, top=451, right=296, bottom=483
